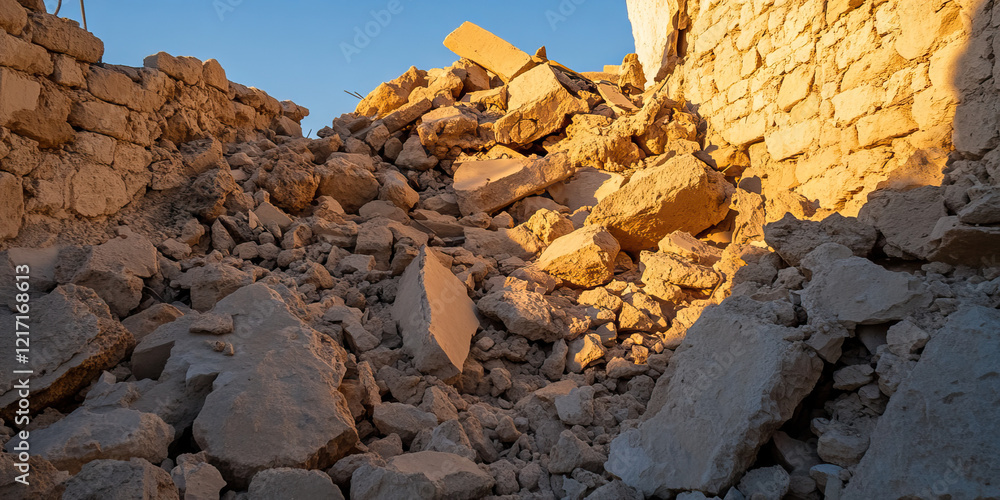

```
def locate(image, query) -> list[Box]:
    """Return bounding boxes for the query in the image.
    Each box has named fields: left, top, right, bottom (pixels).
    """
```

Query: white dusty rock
left=452, top=153, right=575, bottom=215
left=373, top=403, right=438, bottom=445
left=351, top=451, right=495, bottom=500
left=763, top=213, right=877, bottom=267
left=606, top=297, right=823, bottom=497
left=800, top=251, right=933, bottom=327
left=248, top=467, right=343, bottom=500
left=493, top=64, right=588, bottom=145
left=61, top=458, right=178, bottom=500
left=128, top=284, right=357, bottom=488
left=843, top=307, right=1000, bottom=499
left=0, top=285, right=132, bottom=419
left=393, top=247, right=479, bottom=380
left=171, top=456, right=226, bottom=500
left=587, top=154, right=733, bottom=251
left=547, top=167, right=626, bottom=212
left=737, top=465, right=790, bottom=500
left=19, top=408, right=173, bottom=474
left=536, top=225, right=620, bottom=287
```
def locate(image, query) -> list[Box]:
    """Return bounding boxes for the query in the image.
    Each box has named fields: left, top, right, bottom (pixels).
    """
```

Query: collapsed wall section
left=0, top=0, right=306, bottom=242
left=631, top=0, right=985, bottom=216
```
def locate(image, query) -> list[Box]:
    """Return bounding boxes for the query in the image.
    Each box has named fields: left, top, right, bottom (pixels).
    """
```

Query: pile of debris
left=2, top=10, right=999, bottom=500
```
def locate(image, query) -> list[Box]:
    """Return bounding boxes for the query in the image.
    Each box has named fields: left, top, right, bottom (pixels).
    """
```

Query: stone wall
left=630, top=0, right=988, bottom=217
left=0, top=0, right=305, bottom=241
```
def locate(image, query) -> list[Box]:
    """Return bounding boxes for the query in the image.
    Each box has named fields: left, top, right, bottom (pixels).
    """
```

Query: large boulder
left=126, top=284, right=358, bottom=488
left=842, top=307, right=1000, bottom=499
left=21, top=408, right=173, bottom=474
left=452, top=153, right=574, bottom=215
left=536, top=225, right=620, bottom=287
left=587, top=154, right=733, bottom=251
left=351, top=451, right=495, bottom=500
left=493, top=64, right=588, bottom=145
left=315, top=154, right=380, bottom=213
left=0, top=285, right=132, bottom=420
left=763, top=213, right=877, bottom=267
left=605, top=297, right=823, bottom=497
left=248, top=468, right=343, bottom=500
left=61, top=458, right=178, bottom=500
left=393, top=247, right=480, bottom=380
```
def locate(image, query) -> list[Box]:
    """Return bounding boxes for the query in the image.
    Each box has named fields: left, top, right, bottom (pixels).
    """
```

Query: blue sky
left=47, top=1, right=635, bottom=137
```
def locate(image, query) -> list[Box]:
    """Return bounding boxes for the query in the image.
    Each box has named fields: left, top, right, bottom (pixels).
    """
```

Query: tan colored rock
left=657, top=231, right=722, bottom=265
left=0, top=285, right=133, bottom=420
left=547, top=167, right=625, bottom=212
left=462, top=226, right=543, bottom=261
left=144, top=51, right=203, bottom=86
left=494, top=65, right=588, bottom=145
left=587, top=154, right=733, bottom=251
left=316, top=154, right=380, bottom=213
left=28, top=12, right=104, bottom=62
left=453, top=153, right=574, bottom=215
left=925, top=216, right=1000, bottom=267
left=536, top=225, right=620, bottom=288
left=416, top=106, right=491, bottom=158
left=640, top=251, right=720, bottom=291
left=776, top=66, right=814, bottom=112
left=0, top=172, right=23, bottom=239
left=0, top=67, right=39, bottom=126
left=0, top=30, right=52, bottom=75
left=0, top=0, right=28, bottom=35
left=395, top=135, right=438, bottom=171
left=393, top=247, right=479, bottom=380
left=524, top=208, right=574, bottom=245
left=61, top=458, right=178, bottom=500
left=443, top=22, right=536, bottom=83
left=383, top=98, right=433, bottom=133
left=202, top=58, right=228, bottom=91
left=477, top=288, right=584, bottom=342
left=357, top=66, right=427, bottom=118
left=68, top=100, right=129, bottom=141
left=122, top=303, right=185, bottom=343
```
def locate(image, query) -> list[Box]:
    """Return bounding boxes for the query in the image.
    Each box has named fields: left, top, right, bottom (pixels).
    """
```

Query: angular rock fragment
left=24, top=408, right=173, bottom=474
left=606, top=297, right=823, bottom=497
left=453, top=153, right=574, bottom=215
left=640, top=251, right=720, bottom=290
left=536, top=225, right=620, bottom=287
left=587, top=154, right=733, bottom=251
left=494, top=64, right=588, bottom=145
left=477, top=288, right=584, bottom=342
left=61, top=458, right=178, bottom=500
left=315, top=154, right=380, bottom=213
left=924, top=216, right=1000, bottom=267
left=763, top=213, right=877, bottom=267
left=0, top=285, right=132, bottom=420
left=393, top=247, right=479, bottom=380
left=248, top=468, right=343, bottom=500
left=443, top=22, right=536, bottom=83
left=351, top=451, right=494, bottom=500
left=547, top=167, right=626, bottom=212
left=843, top=307, right=1000, bottom=499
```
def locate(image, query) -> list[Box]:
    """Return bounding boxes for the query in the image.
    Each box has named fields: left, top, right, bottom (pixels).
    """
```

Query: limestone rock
left=351, top=451, right=495, bottom=500
left=0, top=172, right=24, bottom=239
left=626, top=0, right=684, bottom=84
left=57, top=229, right=159, bottom=317
left=356, top=66, right=426, bottom=118
left=373, top=403, right=438, bottom=445
left=924, top=216, right=1000, bottom=267
left=443, top=22, right=536, bottom=83
left=587, top=155, right=733, bottom=251
left=170, top=457, right=226, bottom=500
left=315, top=154, right=380, bottom=213
left=858, top=186, right=946, bottom=260
left=640, top=251, right=720, bottom=290
left=801, top=254, right=933, bottom=327
left=843, top=307, right=1000, bottom=499
left=477, top=288, right=583, bottom=342
left=129, top=284, right=357, bottom=488
left=0, top=285, right=132, bottom=420
left=393, top=247, right=479, bottom=380
left=494, top=64, right=588, bottom=145
left=453, top=153, right=575, bottom=215
left=536, top=225, right=620, bottom=287
left=248, top=468, right=343, bottom=500
left=61, top=458, right=178, bottom=500
left=547, top=167, right=626, bottom=212
left=764, top=213, right=877, bottom=267
left=606, top=297, right=823, bottom=497
left=24, top=408, right=173, bottom=474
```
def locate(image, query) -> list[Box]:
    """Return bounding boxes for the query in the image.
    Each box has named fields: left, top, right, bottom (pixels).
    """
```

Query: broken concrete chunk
left=640, top=251, right=721, bottom=290
left=536, top=225, right=620, bottom=287
left=443, top=22, right=536, bottom=83
left=494, top=65, right=588, bottom=145
left=351, top=451, right=495, bottom=500
left=453, top=153, right=574, bottom=215
left=23, top=408, right=173, bottom=474
left=606, top=297, right=823, bottom=497
left=588, top=154, right=733, bottom=251
left=0, top=285, right=133, bottom=420
left=843, top=307, right=1000, bottom=499
left=764, top=213, right=877, bottom=267
left=801, top=256, right=932, bottom=327
left=393, top=247, right=479, bottom=380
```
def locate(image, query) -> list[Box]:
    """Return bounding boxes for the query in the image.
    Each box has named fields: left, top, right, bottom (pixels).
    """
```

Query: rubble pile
left=1, top=1, right=1000, bottom=499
